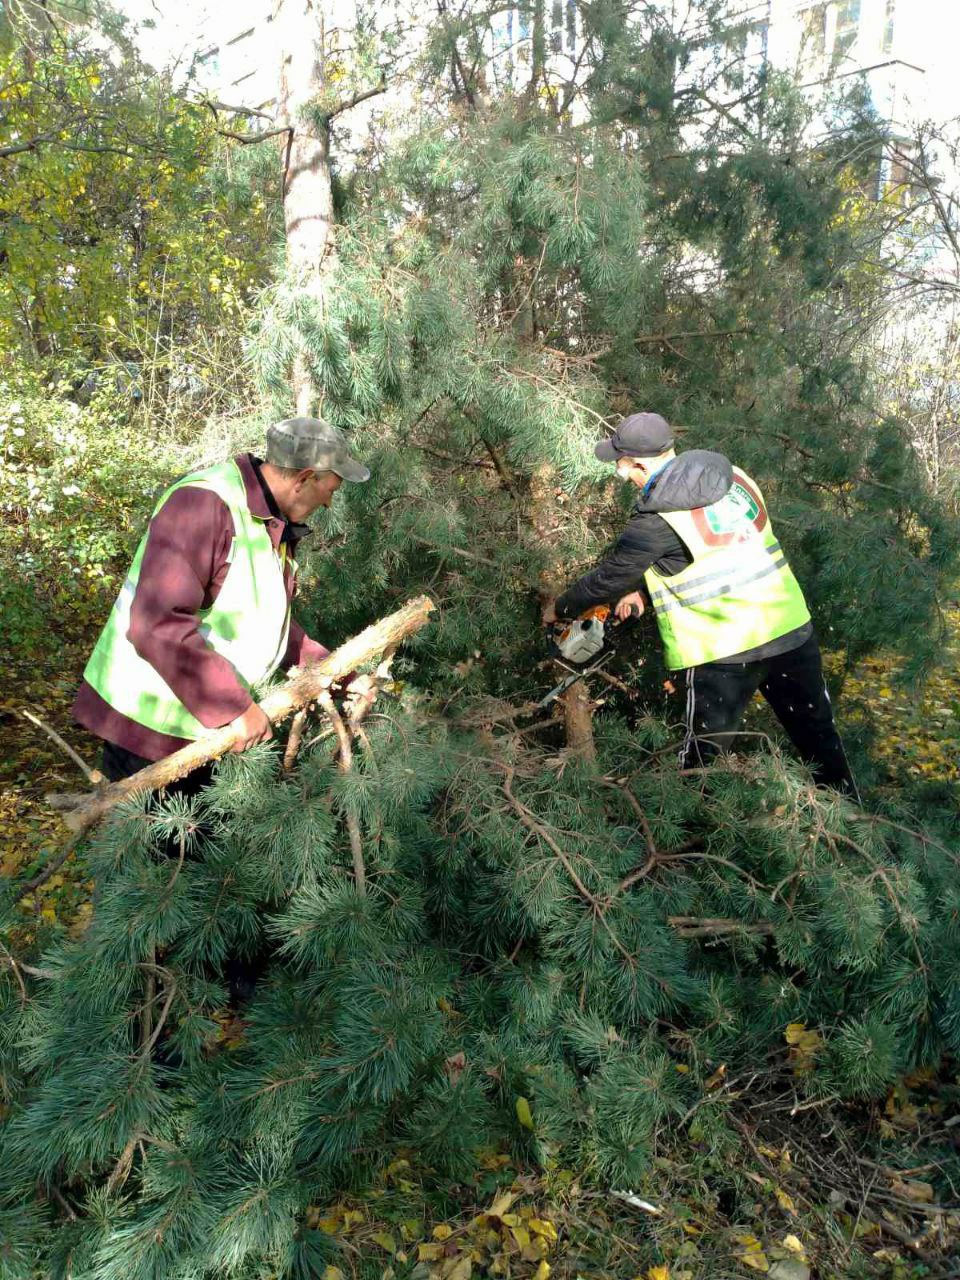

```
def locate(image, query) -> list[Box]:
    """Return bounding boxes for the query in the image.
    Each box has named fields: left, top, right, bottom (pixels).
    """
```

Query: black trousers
left=100, top=740, right=213, bottom=795
left=100, top=741, right=266, bottom=1003
left=677, top=633, right=859, bottom=800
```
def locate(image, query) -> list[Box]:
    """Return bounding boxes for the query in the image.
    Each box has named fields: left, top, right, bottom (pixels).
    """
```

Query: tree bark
left=529, top=464, right=596, bottom=761
left=62, top=598, right=434, bottom=839
left=275, top=0, right=334, bottom=416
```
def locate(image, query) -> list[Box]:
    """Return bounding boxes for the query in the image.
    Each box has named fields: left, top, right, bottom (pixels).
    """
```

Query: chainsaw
left=538, top=602, right=642, bottom=710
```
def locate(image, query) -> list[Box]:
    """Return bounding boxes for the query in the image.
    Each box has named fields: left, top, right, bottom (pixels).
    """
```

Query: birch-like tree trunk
left=274, top=0, right=333, bottom=416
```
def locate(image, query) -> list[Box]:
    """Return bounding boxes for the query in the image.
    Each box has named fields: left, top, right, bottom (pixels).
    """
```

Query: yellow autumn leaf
left=418, top=1243, right=444, bottom=1262
left=528, top=1218, right=558, bottom=1243
left=511, top=1226, right=531, bottom=1249
left=647, top=1267, right=671, bottom=1280
left=446, top=1257, right=472, bottom=1280
left=734, top=1235, right=764, bottom=1253
left=322, top=1269, right=345, bottom=1280
left=372, top=1232, right=396, bottom=1253
left=784, top=1023, right=806, bottom=1046
left=704, top=1063, right=727, bottom=1090
left=516, top=1096, right=534, bottom=1130
left=534, top=1262, right=551, bottom=1280
left=775, top=1187, right=797, bottom=1214
left=433, top=1223, right=454, bottom=1240
left=487, top=1191, right=516, bottom=1219
left=738, top=1252, right=770, bottom=1273
left=782, top=1234, right=805, bottom=1256
left=733, top=1237, right=769, bottom=1273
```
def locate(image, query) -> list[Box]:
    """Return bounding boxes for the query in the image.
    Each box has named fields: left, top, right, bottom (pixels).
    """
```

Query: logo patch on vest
left=692, top=474, right=768, bottom=545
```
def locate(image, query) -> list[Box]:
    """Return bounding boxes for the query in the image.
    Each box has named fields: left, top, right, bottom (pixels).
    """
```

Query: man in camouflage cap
left=74, top=417, right=370, bottom=785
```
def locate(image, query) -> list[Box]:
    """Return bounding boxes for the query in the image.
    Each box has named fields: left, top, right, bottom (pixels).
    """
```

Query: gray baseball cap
left=265, top=417, right=371, bottom=482
left=595, top=411, right=673, bottom=462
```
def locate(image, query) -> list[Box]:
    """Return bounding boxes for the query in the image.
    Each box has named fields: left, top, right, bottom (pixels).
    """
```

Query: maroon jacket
left=73, top=453, right=329, bottom=761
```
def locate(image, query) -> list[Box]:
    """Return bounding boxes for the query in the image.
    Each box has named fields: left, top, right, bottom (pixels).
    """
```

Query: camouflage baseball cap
left=265, top=417, right=371, bottom=482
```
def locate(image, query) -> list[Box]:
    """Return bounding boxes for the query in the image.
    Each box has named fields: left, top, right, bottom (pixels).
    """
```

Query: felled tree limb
left=667, top=916, right=775, bottom=938
left=319, top=690, right=366, bottom=895
left=60, top=597, right=434, bottom=841
left=282, top=709, right=309, bottom=774
left=21, top=710, right=104, bottom=785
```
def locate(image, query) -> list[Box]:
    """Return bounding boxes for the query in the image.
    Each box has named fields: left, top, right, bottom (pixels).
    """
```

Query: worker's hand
left=228, top=702, right=273, bottom=753
left=615, top=591, right=645, bottom=622
left=541, top=599, right=558, bottom=625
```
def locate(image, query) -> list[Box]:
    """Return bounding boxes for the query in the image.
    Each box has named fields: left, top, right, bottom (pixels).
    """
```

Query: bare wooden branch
left=139, top=976, right=178, bottom=1065
left=327, top=79, right=387, bottom=121
left=667, top=916, right=775, bottom=938
left=635, top=328, right=753, bottom=344
left=21, top=709, right=104, bottom=785
left=282, top=709, right=309, bottom=774
left=105, top=1138, right=138, bottom=1197
left=59, top=597, right=434, bottom=841
left=319, top=690, right=365, bottom=894
left=217, top=125, right=292, bottom=145
left=16, top=835, right=81, bottom=899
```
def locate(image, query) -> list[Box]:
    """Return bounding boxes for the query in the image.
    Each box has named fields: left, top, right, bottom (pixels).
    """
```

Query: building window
left=882, top=0, right=895, bottom=53
left=834, top=0, right=861, bottom=59
left=550, top=0, right=562, bottom=53
left=800, top=4, right=827, bottom=63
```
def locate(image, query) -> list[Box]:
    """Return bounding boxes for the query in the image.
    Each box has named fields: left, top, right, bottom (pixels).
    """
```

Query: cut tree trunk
left=530, top=463, right=596, bottom=761
left=61, top=597, right=434, bottom=839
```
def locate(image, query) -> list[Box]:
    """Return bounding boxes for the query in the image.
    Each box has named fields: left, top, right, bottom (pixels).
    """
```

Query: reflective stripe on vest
left=83, top=458, right=292, bottom=741
left=644, top=468, right=810, bottom=670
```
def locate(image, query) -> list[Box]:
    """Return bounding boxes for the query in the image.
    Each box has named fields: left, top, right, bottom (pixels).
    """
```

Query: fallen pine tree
left=1, top=678, right=958, bottom=1278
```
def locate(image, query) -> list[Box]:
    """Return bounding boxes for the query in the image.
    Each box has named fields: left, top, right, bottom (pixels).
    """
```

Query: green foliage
left=2, top=2, right=960, bottom=1276
left=2, top=713, right=958, bottom=1276
left=0, top=369, right=171, bottom=654
left=244, top=20, right=957, bottom=686
left=0, top=9, right=273, bottom=416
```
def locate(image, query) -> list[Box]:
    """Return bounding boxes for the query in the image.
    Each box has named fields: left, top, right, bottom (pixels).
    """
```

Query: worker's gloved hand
left=614, top=591, right=645, bottom=622
left=228, top=702, right=273, bottom=753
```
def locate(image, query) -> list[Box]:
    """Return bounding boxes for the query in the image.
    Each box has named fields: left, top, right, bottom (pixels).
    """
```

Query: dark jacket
left=556, top=451, right=811, bottom=665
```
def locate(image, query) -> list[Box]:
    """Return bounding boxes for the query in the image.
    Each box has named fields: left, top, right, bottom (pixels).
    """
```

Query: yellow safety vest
left=83, top=458, right=292, bottom=739
left=645, top=468, right=810, bottom=670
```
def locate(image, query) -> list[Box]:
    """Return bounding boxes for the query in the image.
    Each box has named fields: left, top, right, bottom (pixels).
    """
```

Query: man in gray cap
left=543, top=411, right=857, bottom=797
left=74, top=417, right=370, bottom=786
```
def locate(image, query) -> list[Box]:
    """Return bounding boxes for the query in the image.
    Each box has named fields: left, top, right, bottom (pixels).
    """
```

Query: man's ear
left=294, top=468, right=316, bottom=489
